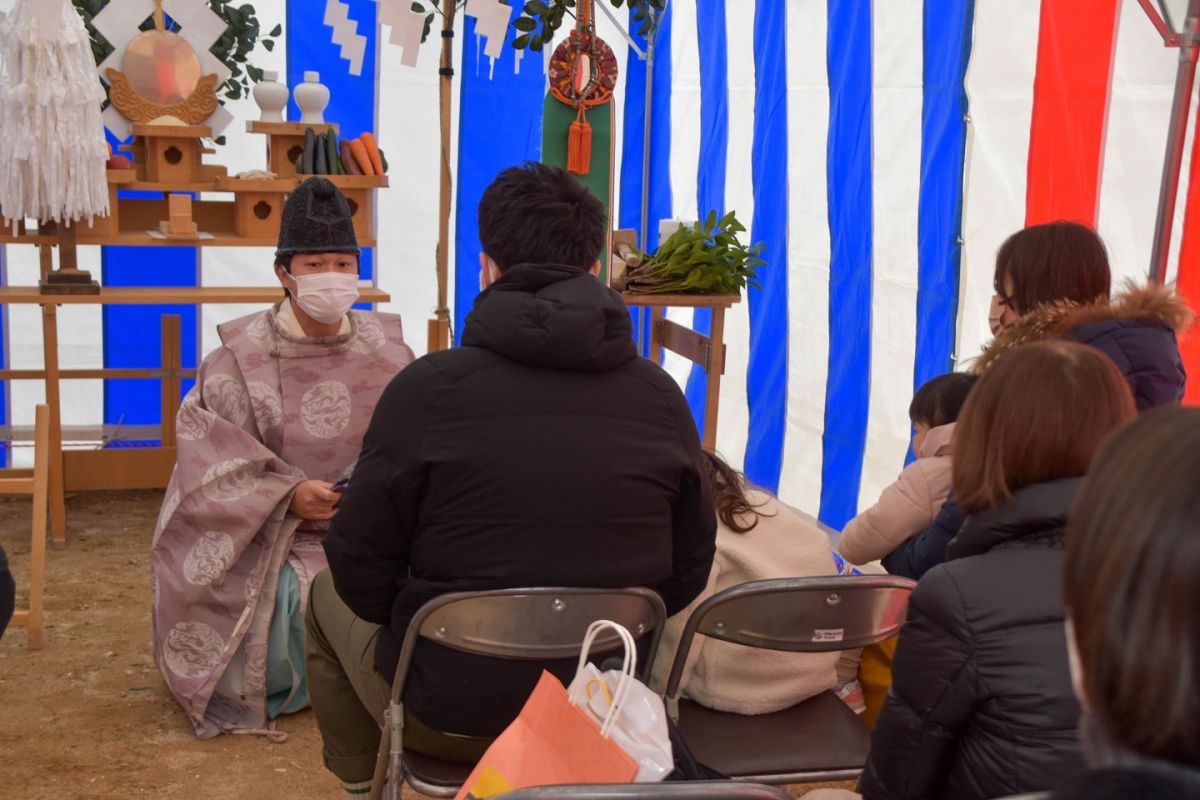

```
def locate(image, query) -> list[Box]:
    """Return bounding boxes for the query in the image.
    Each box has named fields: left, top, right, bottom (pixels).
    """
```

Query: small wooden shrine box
left=133, top=123, right=212, bottom=184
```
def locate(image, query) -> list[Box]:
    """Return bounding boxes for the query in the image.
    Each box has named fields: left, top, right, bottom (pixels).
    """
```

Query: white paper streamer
left=0, top=0, right=109, bottom=227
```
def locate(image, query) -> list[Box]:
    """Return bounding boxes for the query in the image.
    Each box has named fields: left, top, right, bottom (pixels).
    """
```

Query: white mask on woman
left=288, top=272, right=359, bottom=324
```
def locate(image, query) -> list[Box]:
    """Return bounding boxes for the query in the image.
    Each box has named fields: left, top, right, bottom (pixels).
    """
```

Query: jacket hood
left=461, top=263, right=637, bottom=372
left=918, top=422, right=955, bottom=459
left=948, top=477, right=1083, bottom=560
left=971, top=282, right=1193, bottom=374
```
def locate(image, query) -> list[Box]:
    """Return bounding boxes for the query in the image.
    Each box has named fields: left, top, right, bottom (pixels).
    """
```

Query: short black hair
left=477, top=162, right=606, bottom=272
left=909, top=372, right=979, bottom=428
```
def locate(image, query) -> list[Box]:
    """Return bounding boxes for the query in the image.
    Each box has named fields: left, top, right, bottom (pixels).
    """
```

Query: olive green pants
left=305, top=570, right=491, bottom=783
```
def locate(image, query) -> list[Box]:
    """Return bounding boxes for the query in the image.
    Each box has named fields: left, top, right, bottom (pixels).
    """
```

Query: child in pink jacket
left=836, top=372, right=977, bottom=567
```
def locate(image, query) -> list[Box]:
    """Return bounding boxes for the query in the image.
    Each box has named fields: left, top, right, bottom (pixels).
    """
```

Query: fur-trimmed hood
left=971, top=282, right=1194, bottom=411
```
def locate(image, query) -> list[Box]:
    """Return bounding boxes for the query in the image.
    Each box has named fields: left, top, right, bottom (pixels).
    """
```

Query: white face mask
left=288, top=272, right=359, bottom=324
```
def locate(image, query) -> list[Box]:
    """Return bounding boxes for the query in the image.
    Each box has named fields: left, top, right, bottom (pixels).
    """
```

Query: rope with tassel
left=566, top=0, right=598, bottom=175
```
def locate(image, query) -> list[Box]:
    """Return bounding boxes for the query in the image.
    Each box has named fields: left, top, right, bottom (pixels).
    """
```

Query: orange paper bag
left=454, top=671, right=639, bottom=800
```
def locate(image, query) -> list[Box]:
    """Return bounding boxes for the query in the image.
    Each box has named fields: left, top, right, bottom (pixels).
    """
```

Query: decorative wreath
left=548, top=30, right=618, bottom=109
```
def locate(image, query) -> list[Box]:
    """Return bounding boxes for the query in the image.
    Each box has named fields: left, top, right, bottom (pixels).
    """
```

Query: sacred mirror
left=105, top=0, right=218, bottom=124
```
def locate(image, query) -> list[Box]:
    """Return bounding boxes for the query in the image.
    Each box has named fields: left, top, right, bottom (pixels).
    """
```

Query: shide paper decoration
left=324, top=0, right=368, bottom=76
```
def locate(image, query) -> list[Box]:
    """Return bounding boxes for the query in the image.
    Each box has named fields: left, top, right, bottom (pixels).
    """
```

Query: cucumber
left=315, top=133, right=328, bottom=175
left=378, top=147, right=388, bottom=174
left=326, top=127, right=343, bottom=175
left=295, top=152, right=305, bottom=175
left=302, top=127, right=316, bottom=175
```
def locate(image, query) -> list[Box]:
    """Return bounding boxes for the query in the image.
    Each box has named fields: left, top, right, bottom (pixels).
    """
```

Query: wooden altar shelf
left=0, top=286, right=391, bottom=547
left=0, top=121, right=387, bottom=250
left=622, top=292, right=741, bottom=449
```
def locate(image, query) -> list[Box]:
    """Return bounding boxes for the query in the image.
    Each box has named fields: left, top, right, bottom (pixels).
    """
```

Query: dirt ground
left=0, top=490, right=855, bottom=800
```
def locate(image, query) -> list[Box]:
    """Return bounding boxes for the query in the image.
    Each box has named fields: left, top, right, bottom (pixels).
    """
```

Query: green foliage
left=622, top=211, right=765, bottom=296
left=511, top=0, right=667, bottom=51
left=70, top=1, right=281, bottom=105
left=409, top=0, right=439, bottom=43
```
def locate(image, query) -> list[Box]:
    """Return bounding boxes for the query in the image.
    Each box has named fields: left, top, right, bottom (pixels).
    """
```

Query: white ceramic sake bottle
left=252, top=70, right=289, bottom=122
left=294, top=71, right=330, bottom=125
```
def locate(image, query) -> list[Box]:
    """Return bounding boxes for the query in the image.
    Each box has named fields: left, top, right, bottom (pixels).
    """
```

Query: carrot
left=339, top=139, right=362, bottom=175
left=359, top=132, right=384, bottom=175
left=347, top=137, right=374, bottom=176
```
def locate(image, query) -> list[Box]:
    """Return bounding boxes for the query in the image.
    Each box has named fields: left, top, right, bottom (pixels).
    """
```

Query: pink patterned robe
left=151, top=306, right=414, bottom=737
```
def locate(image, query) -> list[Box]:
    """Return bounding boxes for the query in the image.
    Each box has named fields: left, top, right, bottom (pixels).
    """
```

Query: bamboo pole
left=428, top=3, right=457, bottom=353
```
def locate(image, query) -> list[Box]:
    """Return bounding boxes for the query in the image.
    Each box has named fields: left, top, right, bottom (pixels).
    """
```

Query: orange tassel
left=567, top=106, right=592, bottom=176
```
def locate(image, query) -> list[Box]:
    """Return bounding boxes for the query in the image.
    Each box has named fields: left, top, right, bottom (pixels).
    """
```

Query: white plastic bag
left=566, top=620, right=673, bottom=782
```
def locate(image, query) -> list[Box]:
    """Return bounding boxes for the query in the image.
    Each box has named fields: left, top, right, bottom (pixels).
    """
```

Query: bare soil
left=0, top=490, right=854, bottom=800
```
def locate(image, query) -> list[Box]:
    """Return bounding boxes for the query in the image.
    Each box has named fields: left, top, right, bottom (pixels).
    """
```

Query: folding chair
left=369, top=586, right=669, bottom=800
left=499, top=782, right=793, bottom=799
left=663, top=576, right=916, bottom=785
left=2, top=405, right=50, bottom=650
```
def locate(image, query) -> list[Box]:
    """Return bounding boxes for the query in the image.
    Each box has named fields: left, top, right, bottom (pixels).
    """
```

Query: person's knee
left=306, top=569, right=335, bottom=642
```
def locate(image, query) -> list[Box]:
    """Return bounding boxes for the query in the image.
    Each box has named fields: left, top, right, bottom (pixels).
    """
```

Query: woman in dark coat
left=1050, top=407, right=1200, bottom=800
left=859, top=341, right=1137, bottom=800
left=885, top=221, right=1193, bottom=580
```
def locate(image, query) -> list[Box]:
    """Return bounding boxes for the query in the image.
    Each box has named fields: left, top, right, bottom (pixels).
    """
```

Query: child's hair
left=908, top=372, right=979, bottom=429
left=700, top=450, right=772, bottom=534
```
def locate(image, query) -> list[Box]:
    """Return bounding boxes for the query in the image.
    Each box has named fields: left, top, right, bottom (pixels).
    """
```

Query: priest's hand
left=290, top=480, right=340, bottom=521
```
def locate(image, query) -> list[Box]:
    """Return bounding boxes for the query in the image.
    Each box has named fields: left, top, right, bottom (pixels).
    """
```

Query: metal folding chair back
left=499, top=781, right=794, bottom=799
left=370, top=586, right=668, bottom=800
left=662, top=576, right=916, bottom=785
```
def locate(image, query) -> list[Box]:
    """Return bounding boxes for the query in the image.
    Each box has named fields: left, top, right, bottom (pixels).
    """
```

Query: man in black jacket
left=306, top=163, right=716, bottom=796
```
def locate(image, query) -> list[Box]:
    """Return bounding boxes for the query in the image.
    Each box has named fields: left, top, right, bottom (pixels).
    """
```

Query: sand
left=0, top=490, right=855, bottom=800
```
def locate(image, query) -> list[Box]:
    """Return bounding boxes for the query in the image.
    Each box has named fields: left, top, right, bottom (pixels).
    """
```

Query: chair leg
left=27, top=405, right=50, bottom=651
left=368, top=722, right=392, bottom=800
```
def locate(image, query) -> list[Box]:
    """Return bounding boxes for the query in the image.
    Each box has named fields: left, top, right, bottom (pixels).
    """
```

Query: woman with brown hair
left=884, top=220, right=1192, bottom=581
left=859, top=341, right=1137, bottom=800
left=1050, top=406, right=1200, bottom=799
left=983, top=220, right=1190, bottom=410
left=649, top=450, right=843, bottom=715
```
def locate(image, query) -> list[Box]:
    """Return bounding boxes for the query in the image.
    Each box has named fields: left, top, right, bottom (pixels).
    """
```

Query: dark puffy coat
left=324, top=263, right=716, bottom=735
left=0, top=544, right=13, bottom=639
left=860, top=479, right=1086, bottom=800
left=881, top=493, right=964, bottom=580
left=973, top=282, right=1192, bottom=412
left=1049, top=765, right=1200, bottom=800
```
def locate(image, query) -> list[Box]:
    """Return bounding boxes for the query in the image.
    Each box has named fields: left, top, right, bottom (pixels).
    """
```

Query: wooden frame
left=0, top=286, right=390, bottom=548
left=2, top=405, right=50, bottom=650
left=622, top=293, right=739, bottom=449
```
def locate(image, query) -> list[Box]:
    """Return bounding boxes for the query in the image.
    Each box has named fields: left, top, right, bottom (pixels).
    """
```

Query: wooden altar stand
left=622, top=293, right=740, bottom=449
left=0, top=285, right=390, bottom=549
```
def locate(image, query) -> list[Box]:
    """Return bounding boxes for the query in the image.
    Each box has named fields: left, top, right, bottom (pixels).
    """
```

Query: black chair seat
left=676, top=690, right=870, bottom=779
left=404, top=749, right=473, bottom=789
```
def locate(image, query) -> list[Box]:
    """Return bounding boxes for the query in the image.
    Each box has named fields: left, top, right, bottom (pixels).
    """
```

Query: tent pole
left=429, top=2, right=457, bottom=352
left=1149, top=0, right=1200, bottom=283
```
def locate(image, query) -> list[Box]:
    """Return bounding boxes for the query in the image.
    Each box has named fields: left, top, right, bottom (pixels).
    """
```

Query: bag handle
left=570, top=619, right=637, bottom=737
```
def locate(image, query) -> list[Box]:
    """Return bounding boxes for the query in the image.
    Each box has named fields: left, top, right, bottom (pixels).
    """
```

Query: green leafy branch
left=620, top=211, right=766, bottom=296
left=511, top=0, right=667, bottom=51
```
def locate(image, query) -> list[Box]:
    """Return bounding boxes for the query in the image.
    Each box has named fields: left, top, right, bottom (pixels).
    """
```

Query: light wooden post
left=429, top=3, right=458, bottom=354
left=159, top=315, right=182, bottom=448
left=3, top=404, right=50, bottom=650
left=703, top=306, right=727, bottom=450
left=40, top=304, right=67, bottom=548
